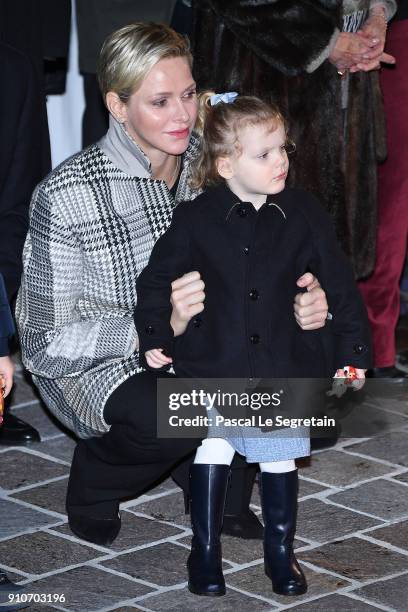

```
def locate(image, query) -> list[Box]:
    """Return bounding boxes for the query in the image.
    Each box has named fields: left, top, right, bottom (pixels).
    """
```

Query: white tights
left=194, top=438, right=296, bottom=473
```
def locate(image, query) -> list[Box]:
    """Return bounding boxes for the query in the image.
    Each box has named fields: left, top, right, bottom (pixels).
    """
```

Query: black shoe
left=184, top=494, right=263, bottom=539
left=0, top=572, right=29, bottom=610
left=311, top=420, right=341, bottom=451
left=183, top=464, right=264, bottom=540
left=187, top=464, right=230, bottom=597
left=367, top=366, right=408, bottom=383
left=0, top=412, right=41, bottom=446
left=222, top=510, right=264, bottom=539
left=397, top=349, right=408, bottom=369
left=223, top=464, right=263, bottom=539
left=261, top=471, right=307, bottom=596
left=68, top=512, right=121, bottom=546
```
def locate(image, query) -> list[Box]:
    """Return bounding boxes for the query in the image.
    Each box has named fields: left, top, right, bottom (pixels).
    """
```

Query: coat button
left=243, top=246, right=250, bottom=255
left=250, top=334, right=260, bottom=344
left=145, top=325, right=155, bottom=335
left=236, top=205, right=247, bottom=218
left=193, top=317, right=202, bottom=328
left=249, top=289, right=259, bottom=300
left=353, top=343, right=365, bottom=354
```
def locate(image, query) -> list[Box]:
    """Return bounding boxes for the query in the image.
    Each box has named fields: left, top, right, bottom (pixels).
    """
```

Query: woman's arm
left=135, top=202, right=195, bottom=362
left=294, top=273, right=328, bottom=330
left=370, top=0, right=397, bottom=21
left=170, top=270, right=205, bottom=337
left=145, top=270, right=206, bottom=368
left=194, top=0, right=343, bottom=77
left=16, top=186, right=138, bottom=379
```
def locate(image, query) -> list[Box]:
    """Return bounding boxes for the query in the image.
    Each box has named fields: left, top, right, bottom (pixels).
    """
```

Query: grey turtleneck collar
left=98, top=115, right=200, bottom=180
left=98, top=115, right=152, bottom=178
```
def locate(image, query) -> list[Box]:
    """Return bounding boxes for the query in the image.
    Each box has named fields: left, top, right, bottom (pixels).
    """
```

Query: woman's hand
left=0, top=355, right=15, bottom=398
left=329, top=31, right=373, bottom=73
left=170, top=271, right=205, bottom=337
left=350, top=7, right=396, bottom=72
left=294, top=273, right=328, bottom=330
left=145, top=349, right=172, bottom=369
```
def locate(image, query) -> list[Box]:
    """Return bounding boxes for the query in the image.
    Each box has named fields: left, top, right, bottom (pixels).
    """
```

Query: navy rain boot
left=261, top=470, right=307, bottom=596
left=187, top=464, right=230, bottom=596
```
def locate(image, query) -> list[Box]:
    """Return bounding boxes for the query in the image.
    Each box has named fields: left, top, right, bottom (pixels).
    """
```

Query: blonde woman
left=17, top=23, right=328, bottom=546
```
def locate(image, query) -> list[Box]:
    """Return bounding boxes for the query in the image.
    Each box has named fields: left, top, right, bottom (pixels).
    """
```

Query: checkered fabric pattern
left=16, top=138, right=199, bottom=438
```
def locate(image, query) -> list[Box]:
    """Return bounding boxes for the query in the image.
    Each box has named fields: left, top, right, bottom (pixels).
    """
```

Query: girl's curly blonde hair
left=190, top=92, right=288, bottom=191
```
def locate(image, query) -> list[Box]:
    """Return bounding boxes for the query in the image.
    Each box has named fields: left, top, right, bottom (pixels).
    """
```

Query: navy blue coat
left=0, top=273, right=14, bottom=357
left=135, top=184, right=372, bottom=378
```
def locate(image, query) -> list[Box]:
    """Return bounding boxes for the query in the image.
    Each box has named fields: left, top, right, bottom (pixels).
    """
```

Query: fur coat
left=191, top=0, right=395, bottom=279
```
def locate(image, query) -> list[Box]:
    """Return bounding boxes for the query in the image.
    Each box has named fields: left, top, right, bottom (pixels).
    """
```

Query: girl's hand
left=0, top=355, right=15, bottom=398
left=170, top=271, right=205, bottom=337
left=294, top=273, right=328, bottom=330
left=145, top=349, right=173, bottom=369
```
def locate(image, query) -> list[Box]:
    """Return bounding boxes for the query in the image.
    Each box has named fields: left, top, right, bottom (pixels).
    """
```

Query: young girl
left=135, top=93, right=371, bottom=597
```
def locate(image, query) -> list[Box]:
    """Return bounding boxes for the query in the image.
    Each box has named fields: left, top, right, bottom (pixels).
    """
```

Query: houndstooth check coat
left=16, top=117, right=199, bottom=438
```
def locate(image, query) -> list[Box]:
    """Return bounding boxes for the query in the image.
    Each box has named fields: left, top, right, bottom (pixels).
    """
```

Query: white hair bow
left=210, top=92, right=239, bottom=106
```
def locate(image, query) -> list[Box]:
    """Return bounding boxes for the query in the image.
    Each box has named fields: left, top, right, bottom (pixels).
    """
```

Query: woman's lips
left=167, top=128, right=190, bottom=139
left=274, top=171, right=287, bottom=181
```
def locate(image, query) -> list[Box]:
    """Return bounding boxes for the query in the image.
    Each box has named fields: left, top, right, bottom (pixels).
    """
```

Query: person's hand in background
left=0, top=355, right=14, bottom=425
left=0, top=355, right=14, bottom=399
left=329, top=31, right=374, bottom=73
left=351, top=5, right=396, bottom=72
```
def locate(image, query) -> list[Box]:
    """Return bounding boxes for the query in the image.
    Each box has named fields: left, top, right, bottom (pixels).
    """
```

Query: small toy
left=328, top=365, right=360, bottom=397
left=343, top=365, right=358, bottom=382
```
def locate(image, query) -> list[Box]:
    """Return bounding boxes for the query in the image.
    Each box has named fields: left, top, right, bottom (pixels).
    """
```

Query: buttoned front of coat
left=135, top=184, right=372, bottom=379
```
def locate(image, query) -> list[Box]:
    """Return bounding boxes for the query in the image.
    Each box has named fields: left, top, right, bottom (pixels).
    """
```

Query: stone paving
left=1, top=366, right=408, bottom=612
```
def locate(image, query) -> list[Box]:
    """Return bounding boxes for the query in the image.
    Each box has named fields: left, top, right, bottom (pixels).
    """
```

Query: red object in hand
left=343, top=366, right=357, bottom=382
left=0, top=388, right=4, bottom=426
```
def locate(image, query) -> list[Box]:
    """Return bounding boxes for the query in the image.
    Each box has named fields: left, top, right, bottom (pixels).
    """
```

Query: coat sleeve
left=197, top=0, right=342, bottom=75
left=134, top=202, right=194, bottom=364
left=300, top=194, right=372, bottom=370
left=16, top=185, right=138, bottom=379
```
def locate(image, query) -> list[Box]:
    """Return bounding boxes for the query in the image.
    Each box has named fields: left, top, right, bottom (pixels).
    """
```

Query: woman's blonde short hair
left=98, top=22, right=192, bottom=102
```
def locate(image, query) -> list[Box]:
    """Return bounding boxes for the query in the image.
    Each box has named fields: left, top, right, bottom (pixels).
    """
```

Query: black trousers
left=66, top=371, right=257, bottom=518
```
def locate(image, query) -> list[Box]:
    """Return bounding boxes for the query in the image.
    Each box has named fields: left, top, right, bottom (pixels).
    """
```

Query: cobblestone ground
left=1, top=365, right=408, bottom=611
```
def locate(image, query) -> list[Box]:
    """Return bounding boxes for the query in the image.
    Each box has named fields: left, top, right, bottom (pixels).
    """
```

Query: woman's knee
left=103, top=371, right=201, bottom=462
left=104, top=371, right=175, bottom=431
